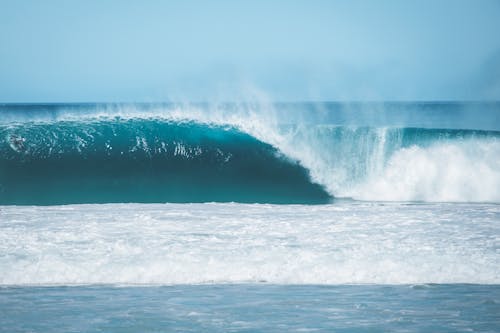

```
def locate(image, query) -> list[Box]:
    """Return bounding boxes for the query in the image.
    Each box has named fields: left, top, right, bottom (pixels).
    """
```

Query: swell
left=0, top=119, right=331, bottom=205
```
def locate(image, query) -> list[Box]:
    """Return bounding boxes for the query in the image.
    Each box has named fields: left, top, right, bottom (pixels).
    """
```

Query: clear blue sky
left=1, top=0, right=500, bottom=102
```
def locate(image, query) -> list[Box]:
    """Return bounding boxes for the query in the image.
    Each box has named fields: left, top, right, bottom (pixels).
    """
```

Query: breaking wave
left=1, top=102, right=499, bottom=204
left=0, top=119, right=329, bottom=205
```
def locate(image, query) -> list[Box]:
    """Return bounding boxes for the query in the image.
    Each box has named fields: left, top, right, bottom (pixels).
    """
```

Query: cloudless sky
left=1, top=0, right=500, bottom=102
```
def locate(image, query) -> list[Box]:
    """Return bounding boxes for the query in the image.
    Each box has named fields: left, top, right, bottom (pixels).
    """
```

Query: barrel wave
left=1, top=102, right=500, bottom=204
left=0, top=119, right=331, bottom=205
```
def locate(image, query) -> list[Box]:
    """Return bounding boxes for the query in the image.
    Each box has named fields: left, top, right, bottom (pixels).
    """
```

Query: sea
left=0, top=102, right=499, bottom=332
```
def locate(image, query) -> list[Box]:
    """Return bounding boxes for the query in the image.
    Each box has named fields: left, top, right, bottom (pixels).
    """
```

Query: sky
left=1, top=0, right=500, bottom=102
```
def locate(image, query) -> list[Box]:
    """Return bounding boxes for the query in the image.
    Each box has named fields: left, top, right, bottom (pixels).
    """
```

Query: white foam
left=352, top=140, right=500, bottom=202
left=0, top=203, right=498, bottom=285
left=258, top=122, right=500, bottom=203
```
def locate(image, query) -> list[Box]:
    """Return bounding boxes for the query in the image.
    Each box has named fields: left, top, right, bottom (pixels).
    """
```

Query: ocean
left=1, top=102, right=499, bottom=332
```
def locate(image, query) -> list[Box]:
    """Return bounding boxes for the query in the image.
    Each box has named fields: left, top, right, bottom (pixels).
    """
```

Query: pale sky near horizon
left=1, top=0, right=500, bottom=102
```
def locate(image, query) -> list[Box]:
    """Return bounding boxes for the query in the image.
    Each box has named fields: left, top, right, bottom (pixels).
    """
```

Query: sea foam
left=1, top=202, right=498, bottom=285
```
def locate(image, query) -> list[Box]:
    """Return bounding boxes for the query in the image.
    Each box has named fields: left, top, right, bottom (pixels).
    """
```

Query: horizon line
left=1, top=100, right=500, bottom=106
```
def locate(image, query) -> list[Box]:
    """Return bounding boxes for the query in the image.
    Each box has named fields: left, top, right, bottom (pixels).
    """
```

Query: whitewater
left=1, top=202, right=498, bottom=285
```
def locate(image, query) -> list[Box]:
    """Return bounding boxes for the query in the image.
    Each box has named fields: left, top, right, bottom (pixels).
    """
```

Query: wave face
left=0, top=119, right=330, bottom=204
left=1, top=102, right=499, bottom=204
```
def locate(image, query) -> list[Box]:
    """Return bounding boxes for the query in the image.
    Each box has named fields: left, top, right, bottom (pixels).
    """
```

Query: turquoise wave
left=1, top=114, right=500, bottom=205
left=0, top=119, right=331, bottom=205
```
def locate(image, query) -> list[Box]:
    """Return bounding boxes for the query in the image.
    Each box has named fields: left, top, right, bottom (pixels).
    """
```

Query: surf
left=1, top=202, right=498, bottom=285
left=1, top=102, right=499, bottom=204
left=274, top=125, right=500, bottom=203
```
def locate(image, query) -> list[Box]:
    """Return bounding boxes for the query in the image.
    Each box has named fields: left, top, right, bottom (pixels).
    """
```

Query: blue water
left=0, top=119, right=329, bottom=204
left=1, top=102, right=499, bottom=332
left=1, top=285, right=499, bottom=333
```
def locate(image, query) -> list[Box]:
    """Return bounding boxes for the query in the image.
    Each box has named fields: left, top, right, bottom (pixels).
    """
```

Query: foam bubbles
left=353, top=140, right=500, bottom=202
left=0, top=203, right=498, bottom=285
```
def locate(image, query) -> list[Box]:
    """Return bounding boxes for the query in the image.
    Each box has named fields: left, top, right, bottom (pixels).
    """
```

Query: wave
left=1, top=103, right=499, bottom=204
left=0, top=119, right=330, bottom=205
